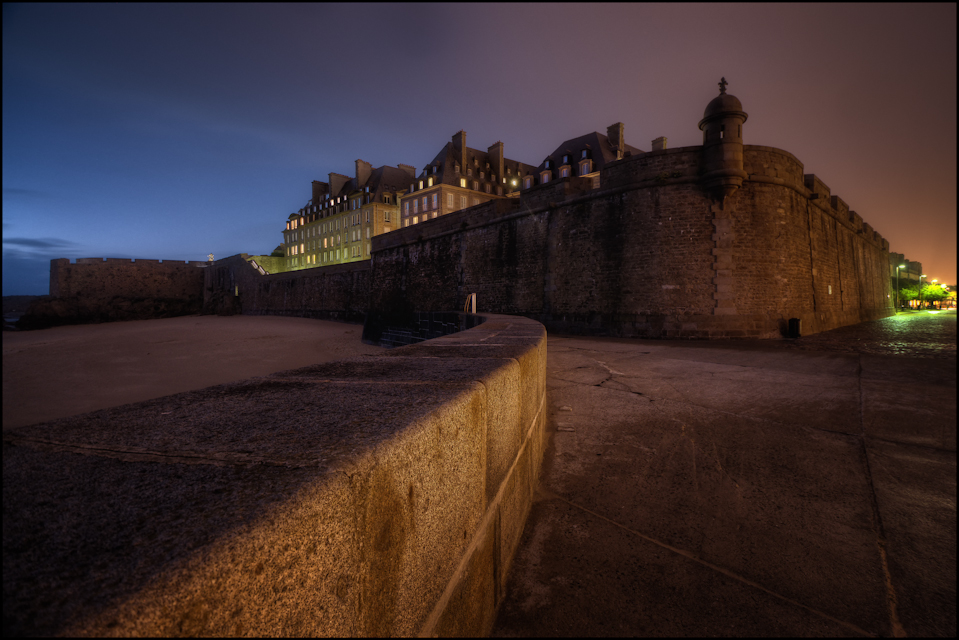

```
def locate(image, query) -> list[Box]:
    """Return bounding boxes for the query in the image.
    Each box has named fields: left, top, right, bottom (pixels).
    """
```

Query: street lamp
left=896, top=264, right=906, bottom=312
left=919, top=274, right=927, bottom=310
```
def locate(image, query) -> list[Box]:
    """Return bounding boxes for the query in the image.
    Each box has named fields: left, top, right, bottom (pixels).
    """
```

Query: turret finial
left=719, top=77, right=728, bottom=94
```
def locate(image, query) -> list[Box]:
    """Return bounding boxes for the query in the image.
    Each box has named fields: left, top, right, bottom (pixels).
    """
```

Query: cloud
left=2, top=237, right=78, bottom=250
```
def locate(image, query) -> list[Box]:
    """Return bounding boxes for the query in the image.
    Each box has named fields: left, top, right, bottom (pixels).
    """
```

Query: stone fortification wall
left=360, top=144, right=892, bottom=338
left=51, top=257, right=207, bottom=300
left=202, top=254, right=369, bottom=323
left=19, top=258, right=206, bottom=329
left=4, top=313, right=547, bottom=637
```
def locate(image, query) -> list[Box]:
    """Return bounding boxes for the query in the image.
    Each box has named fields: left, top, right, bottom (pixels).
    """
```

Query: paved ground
left=2, top=315, right=384, bottom=430
left=493, top=310, right=956, bottom=637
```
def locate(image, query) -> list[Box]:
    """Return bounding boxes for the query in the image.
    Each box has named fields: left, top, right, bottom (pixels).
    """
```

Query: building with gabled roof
left=397, top=131, right=538, bottom=228
left=531, top=123, right=645, bottom=190
left=282, top=160, right=415, bottom=270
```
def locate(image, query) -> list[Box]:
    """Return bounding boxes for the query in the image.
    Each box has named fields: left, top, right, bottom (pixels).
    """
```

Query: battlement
left=69, top=257, right=208, bottom=267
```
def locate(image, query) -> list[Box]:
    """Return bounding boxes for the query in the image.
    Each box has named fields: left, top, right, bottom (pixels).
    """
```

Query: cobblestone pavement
left=766, top=310, right=957, bottom=360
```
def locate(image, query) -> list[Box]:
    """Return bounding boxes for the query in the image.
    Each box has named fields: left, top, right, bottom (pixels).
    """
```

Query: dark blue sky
left=3, top=3, right=956, bottom=294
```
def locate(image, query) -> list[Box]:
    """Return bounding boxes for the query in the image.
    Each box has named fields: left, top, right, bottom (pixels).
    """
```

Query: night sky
left=3, top=3, right=956, bottom=295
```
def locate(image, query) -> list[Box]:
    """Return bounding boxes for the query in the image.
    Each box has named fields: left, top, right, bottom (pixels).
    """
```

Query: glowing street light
left=896, top=264, right=906, bottom=312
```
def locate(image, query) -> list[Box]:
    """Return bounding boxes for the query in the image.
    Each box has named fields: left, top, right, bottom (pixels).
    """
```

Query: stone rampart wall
left=3, top=313, right=547, bottom=637
left=360, top=145, right=892, bottom=338
left=203, top=255, right=369, bottom=323
left=51, top=257, right=206, bottom=300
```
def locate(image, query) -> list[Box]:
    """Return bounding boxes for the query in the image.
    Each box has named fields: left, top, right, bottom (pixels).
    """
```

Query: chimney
left=311, top=180, right=329, bottom=204
left=607, top=123, right=625, bottom=159
left=452, top=130, right=467, bottom=172
left=397, top=164, right=416, bottom=181
left=652, top=137, right=667, bottom=151
left=487, top=141, right=504, bottom=181
left=328, top=172, right=350, bottom=196
left=355, top=159, right=372, bottom=187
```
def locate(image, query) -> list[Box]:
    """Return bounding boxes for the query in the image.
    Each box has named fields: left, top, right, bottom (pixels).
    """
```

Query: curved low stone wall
left=3, top=313, right=546, bottom=637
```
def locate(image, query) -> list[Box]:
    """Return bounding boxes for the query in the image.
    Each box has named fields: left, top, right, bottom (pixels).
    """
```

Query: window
left=460, top=178, right=467, bottom=188
left=524, top=177, right=532, bottom=189
left=461, top=196, right=467, bottom=208
left=560, top=167, right=569, bottom=178
left=541, top=171, right=550, bottom=184
left=432, top=166, right=437, bottom=174
left=473, top=181, right=478, bottom=190
left=413, top=216, right=419, bottom=224
left=418, top=181, right=423, bottom=190
left=720, top=124, right=725, bottom=139
left=484, top=184, right=491, bottom=193
left=413, top=200, right=418, bottom=213
left=563, top=155, right=568, bottom=164
left=480, top=172, right=484, bottom=179
left=422, top=196, right=427, bottom=210
left=472, top=197, right=480, bottom=206
left=385, top=211, right=391, bottom=222
left=432, top=194, right=438, bottom=209
left=545, top=160, right=550, bottom=169
left=580, top=161, right=591, bottom=175
left=427, top=177, right=433, bottom=187
left=447, top=193, right=453, bottom=208
left=405, top=202, right=410, bottom=215
left=582, top=150, right=588, bottom=158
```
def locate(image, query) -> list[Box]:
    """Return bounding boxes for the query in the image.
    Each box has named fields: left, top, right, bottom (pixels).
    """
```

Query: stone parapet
left=3, top=313, right=547, bottom=637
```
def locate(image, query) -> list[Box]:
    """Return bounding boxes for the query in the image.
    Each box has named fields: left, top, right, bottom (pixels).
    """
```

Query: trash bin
left=787, top=317, right=801, bottom=339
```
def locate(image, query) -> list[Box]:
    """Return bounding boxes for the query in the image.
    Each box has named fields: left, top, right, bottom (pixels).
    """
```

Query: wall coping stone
left=3, top=313, right=547, bottom=637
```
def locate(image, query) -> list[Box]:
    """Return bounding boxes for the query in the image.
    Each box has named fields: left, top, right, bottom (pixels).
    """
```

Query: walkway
left=492, top=311, right=956, bottom=637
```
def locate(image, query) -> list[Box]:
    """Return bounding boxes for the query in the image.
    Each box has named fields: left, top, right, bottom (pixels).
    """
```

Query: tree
left=921, top=283, right=948, bottom=309
left=898, top=283, right=920, bottom=308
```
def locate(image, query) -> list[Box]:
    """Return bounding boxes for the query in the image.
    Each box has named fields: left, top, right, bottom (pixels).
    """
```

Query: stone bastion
left=3, top=313, right=547, bottom=636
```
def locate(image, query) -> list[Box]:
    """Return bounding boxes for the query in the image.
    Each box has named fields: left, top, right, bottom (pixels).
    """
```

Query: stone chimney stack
left=311, top=180, right=329, bottom=205
left=452, top=130, right=468, bottom=172
left=355, top=159, right=372, bottom=188
left=328, top=172, right=350, bottom=197
left=487, top=141, right=504, bottom=181
left=607, top=123, right=625, bottom=159
left=652, top=137, right=667, bottom=151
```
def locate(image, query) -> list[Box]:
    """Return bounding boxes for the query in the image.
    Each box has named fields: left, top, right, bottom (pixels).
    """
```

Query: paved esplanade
left=493, top=311, right=956, bottom=637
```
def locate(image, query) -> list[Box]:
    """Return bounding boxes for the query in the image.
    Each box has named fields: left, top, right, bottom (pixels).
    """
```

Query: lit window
left=460, top=178, right=467, bottom=188
left=418, top=181, right=423, bottom=190
left=427, top=177, right=433, bottom=187
left=413, top=216, right=419, bottom=224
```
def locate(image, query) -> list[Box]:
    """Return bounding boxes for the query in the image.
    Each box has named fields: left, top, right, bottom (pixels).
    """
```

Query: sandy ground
left=2, top=315, right=384, bottom=430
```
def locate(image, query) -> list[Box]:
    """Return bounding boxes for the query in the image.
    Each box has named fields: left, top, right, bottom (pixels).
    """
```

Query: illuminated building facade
left=282, top=161, right=415, bottom=270
left=398, top=131, right=538, bottom=228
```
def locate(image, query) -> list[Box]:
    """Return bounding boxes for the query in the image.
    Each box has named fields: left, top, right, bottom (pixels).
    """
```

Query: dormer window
left=560, top=167, right=570, bottom=178
left=541, top=171, right=550, bottom=184
left=480, top=172, right=484, bottom=179
left=427, top=177, right=433, bottom=187
left=467, top=168, right=472, bottom=177
left=460, top=178, right=467, bottom=188
left=563, top=155, right=569, bottom=164
left=524, top=176, right=532, bottom=189
left=582, top=150, right=588, bottom=158
left=545, top=160, right=550, bottom=169
left=418, top=180, right=423, bottom=190
left=433, top=166, right=437, bottom=174
left=580, top=160, right=592, bottom=175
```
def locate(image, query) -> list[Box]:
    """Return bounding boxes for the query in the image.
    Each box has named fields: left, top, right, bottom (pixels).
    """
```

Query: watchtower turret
left=698, top=78, right=748, bottom=201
